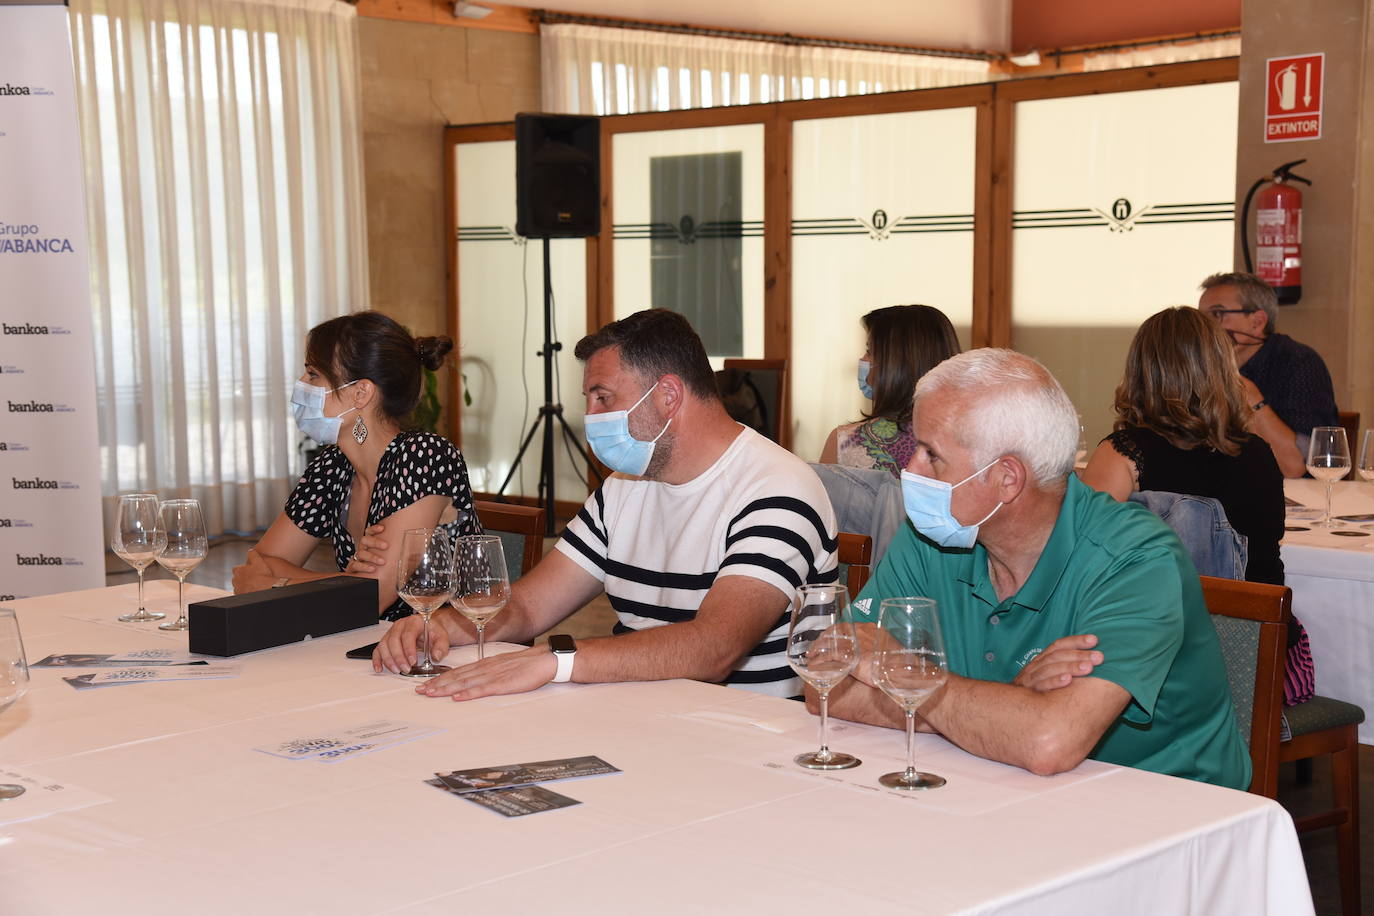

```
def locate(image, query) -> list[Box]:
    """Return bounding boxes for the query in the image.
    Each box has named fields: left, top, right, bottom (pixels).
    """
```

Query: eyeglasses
left=1204, top=308, right=1255, bottom=319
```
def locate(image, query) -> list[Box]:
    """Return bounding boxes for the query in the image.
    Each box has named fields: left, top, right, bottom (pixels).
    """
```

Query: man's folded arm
left=825, top=673, right=1130, bottom=776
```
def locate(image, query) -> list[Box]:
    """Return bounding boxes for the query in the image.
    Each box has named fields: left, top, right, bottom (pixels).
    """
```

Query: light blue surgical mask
left=857, top=359, right=874, bottom=399
left=583, top=382, right=671, bottom=477
left=291, top=379, right=358, bottom=445
left=900, top=459, right=1003, bottom=549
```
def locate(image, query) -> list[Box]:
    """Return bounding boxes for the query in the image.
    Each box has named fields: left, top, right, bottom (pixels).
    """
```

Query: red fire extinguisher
left=1240, top=159, right=1311, bottom=305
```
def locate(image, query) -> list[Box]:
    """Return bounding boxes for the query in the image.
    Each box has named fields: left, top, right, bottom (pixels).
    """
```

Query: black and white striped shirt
left=557, top=426, right=838, bottom=698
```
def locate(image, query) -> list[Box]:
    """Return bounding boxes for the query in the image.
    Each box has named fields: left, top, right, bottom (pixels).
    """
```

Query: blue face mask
left=584, top=383, right=672, bottom=476
left=857, top=359, right=874, bottom=399
left=291, top=379, right=358, bottom=445
left=900, top=459, right=1003, bottom=549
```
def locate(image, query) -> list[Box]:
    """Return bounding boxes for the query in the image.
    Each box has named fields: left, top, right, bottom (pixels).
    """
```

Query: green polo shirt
left=854, top=476, right=1251, bottom=790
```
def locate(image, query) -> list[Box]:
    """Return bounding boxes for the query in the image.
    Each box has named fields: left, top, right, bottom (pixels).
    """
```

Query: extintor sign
left=1265, top=53, right=1324, bottom=142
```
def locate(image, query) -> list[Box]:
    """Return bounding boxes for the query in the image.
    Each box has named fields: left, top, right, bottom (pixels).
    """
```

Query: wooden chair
left=1279, top=691, right=1364, bottom=916
left=1198, top=576, right=1291, bottom=798
left=836, top=532, right=872, bottom=594
left=473, top=500, right=545, bottom=578
left=721, top=358, right=787, bottom=446
left=1338, top=409, right=1360, bottom=451
left=1200, top=576, right=1364, bottom=916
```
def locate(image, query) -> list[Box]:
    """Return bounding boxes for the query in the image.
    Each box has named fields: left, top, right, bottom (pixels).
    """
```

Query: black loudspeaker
left=515, top=113, right=600, bottom=238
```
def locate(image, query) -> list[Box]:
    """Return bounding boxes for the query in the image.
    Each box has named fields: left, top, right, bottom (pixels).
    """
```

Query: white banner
left=0, top=1, right=103, bottom=599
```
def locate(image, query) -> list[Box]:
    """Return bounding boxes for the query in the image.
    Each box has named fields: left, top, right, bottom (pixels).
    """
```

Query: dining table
left=0, top=581, right=1314, bottom=914
left=1282, top=477, right=1374, bottom=743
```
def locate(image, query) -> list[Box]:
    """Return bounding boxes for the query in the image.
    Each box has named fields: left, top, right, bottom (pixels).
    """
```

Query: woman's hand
left=231, top=550, right=279, bottom=594
left=344, top=524, right=390, bottom=574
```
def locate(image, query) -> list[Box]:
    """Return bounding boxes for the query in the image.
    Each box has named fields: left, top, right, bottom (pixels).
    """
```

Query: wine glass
left=1306, top=427, right=1351, bottom=528
left=1358, top=430, right=1374, bottom=485
left=453, top=534, right=510, bottom=661
left=787, top=584, right=860, bottom=770
left=397, top=528, right=457, bottom=678
left=873, top=597, right=949, bottom=790
left=155, top=499, right=208, bottom=631
left=111, top=493, right=167, bottom=622
left=0, top=609, right=31, bottom=800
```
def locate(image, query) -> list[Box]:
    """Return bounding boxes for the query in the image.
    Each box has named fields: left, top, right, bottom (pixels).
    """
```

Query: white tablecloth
left=0, top=583, right=1313, bottom=914
left=1282, top=478, right=1374, bottom=743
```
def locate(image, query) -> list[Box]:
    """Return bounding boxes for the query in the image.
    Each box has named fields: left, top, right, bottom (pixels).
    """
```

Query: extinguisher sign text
left=1265, top=53, right=1324, bottom=143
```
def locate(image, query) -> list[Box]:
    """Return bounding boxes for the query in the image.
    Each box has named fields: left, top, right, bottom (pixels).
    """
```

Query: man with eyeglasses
left=1198, top=271, right=1338, bottom=477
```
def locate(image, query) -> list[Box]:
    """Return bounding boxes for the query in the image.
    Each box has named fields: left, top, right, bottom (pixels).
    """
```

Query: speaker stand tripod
left=494, top=238, right=600, bottom=537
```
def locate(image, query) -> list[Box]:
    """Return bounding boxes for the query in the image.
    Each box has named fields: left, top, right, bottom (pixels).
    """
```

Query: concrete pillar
left=1237, top=0, right=1374, bottom=438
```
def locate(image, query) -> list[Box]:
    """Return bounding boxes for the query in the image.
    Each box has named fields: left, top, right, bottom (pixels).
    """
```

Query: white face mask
left=900, top=458, right=1003, bottom=549
left=291, top=379, right=358, bottom=445
left=583, top=383, right=671, bottom=477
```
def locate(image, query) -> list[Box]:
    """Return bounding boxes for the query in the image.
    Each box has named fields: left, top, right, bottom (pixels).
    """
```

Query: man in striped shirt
left=373, top=309, right=837, bottom=700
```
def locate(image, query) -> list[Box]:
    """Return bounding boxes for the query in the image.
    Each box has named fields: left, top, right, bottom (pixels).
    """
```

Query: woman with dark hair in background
left=232, top=311, right=480, bottom=618
left=819, top=304, right=960, bottom=476
left=1082, top=306, right=1314, bottom=704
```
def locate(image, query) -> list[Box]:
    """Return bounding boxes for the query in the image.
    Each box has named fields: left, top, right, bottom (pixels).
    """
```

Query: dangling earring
left=352, top=415, right=368, bottom=445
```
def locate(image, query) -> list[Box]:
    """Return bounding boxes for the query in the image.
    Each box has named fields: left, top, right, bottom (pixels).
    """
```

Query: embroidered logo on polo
left=1013, top=199, right=1234, bottom=232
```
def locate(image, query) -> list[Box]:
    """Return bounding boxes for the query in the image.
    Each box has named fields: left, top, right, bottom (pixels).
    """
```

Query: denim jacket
left=809, top=463, right=905, bottom=565
left=1128, top=490, right=1248, bottom=580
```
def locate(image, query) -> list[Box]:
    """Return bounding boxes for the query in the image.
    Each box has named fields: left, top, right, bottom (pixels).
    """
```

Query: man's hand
left=231, top=550, right=277, bottom=594
left=345, top=524, right=389, bottom=574
left=416, top=646, right=558, bottom=701
left=1012, top=634, right=1103, bottom=693
left=373, top=611, right=453, bottom=674
left=848, top=622, right=899, bottom=690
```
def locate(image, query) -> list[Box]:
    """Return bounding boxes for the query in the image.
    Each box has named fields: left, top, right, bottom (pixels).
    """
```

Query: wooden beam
left=762, top=109, right=791, bottom=449
left=355, top=0, right=536, bottom=33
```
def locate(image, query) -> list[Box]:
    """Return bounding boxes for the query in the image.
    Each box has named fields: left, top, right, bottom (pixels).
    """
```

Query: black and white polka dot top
left=285, top=430, right=482, bottom=619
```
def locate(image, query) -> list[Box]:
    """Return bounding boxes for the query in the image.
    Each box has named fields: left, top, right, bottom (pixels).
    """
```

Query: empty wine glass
left=398, top=528, right=456, bottom=678
left=787, top=584, right=860, bottom=770
left=0, top=608, right=30, bottom=800
left=874, top=597, right=949, bottom=790
left=111, top=493, right=166, bottom=622
left=1306, top=427, right=1351, bottom=528
left=453, top=534, right=510, bottom=661
left=155, top=499, right=208, bottom=631
left=1358, top=430, right=1374, bottom=485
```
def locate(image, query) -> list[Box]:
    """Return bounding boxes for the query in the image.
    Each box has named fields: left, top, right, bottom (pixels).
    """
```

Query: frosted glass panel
left=791, top=107, right=977, bottom=462
left=1011, top=82, right=1238, bottom=445
left=612, top=124, right=764, bottom=363
left=456, top=140, right=590, bottom=504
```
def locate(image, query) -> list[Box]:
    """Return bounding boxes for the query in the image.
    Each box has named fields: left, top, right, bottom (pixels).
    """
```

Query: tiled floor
left=108, top=538, right=1368, bottom=914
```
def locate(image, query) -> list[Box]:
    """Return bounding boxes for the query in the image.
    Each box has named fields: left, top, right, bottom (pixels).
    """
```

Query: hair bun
left=415, top=335, right=454, bottom=371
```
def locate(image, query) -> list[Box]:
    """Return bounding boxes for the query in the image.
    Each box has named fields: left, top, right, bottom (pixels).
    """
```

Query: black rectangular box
left=188, top=576, right=378, bottom=657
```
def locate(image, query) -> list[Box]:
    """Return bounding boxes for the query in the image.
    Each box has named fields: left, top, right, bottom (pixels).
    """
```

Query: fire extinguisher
left=1240, top=159, right=1311, bottom=305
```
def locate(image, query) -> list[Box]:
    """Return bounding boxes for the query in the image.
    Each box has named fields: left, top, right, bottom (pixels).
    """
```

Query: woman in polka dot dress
left=231, top=311, right=481, bottom=619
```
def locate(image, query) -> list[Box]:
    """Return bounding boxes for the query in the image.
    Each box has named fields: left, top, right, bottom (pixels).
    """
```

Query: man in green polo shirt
left=824, top=349, right=1250, bottom=790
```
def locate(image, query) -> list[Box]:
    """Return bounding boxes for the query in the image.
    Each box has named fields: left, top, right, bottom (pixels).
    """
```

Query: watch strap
left=551, top=637, right=576, bottom=683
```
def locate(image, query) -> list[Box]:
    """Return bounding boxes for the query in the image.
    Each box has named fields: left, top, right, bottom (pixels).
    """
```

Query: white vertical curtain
left=541, top=23, right=991, bottom=116
left=69, top=0, right=369, bottom=536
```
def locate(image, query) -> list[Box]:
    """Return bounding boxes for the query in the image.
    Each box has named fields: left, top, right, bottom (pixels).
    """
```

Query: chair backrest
left=836, top=532, right=873, bottom=595
left=1198, top=575, right=1291, bottom=798
left=722, top=358, right=786, bottom=445
left=474, top=500, right=545, bottom=578
left=1338, top=409, right=1360, bottom=450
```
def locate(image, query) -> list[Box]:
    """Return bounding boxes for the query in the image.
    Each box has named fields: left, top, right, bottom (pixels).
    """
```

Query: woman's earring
left=352, top=415, right=368, bottom=445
